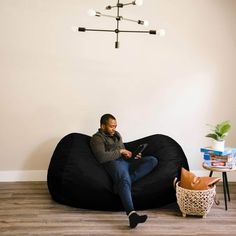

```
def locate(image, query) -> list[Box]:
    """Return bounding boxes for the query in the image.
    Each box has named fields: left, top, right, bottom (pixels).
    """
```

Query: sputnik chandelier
left=78, top=0, right=165, bottom=48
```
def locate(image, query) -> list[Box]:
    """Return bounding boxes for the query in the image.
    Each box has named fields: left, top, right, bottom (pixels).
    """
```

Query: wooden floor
left=0, top=182, right=236, bottom=236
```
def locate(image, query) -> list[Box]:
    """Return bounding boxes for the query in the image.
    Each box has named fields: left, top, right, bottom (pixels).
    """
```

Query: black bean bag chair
left=47, top=133, right=189, bottom=211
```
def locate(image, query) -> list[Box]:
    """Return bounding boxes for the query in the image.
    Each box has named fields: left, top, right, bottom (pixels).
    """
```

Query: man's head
left=100, top=114, right=117, bottom=136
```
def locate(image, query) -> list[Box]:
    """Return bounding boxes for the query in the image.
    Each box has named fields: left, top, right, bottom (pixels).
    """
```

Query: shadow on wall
left=23, top=137, right=60, bottom=170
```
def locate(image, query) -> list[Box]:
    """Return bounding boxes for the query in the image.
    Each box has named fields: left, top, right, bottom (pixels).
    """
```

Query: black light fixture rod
left=97, top=14, right=144, bottom=26
left=82, top=28, right=116, bottom=33
left=99, top=14, right=143, bottom=25
left=121, top=2, right=134, bottom=7
left=122, top=17, right=139, bottom=23
left=106, top=1, right=134, bottom=10
left=115, top=0, right=121, bottom=48
left=79, top=28, right=156, bottom=34
left=99, top=13, right=118, bottom=19
left=119, top=30, right=156, bottom=34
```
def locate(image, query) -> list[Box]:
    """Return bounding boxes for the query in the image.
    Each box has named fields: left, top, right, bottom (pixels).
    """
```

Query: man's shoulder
left=91, top=130, right=102, bottom=138
left=91, top=131, right=104, bottom=142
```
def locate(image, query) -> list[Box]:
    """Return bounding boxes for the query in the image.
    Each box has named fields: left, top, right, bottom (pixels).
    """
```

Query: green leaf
left=205, top=133, right=218, bottom=140
left=219, top=123, right=231, bottom=135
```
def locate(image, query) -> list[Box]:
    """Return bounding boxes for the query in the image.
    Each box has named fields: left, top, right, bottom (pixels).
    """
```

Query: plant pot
left=212, top=140, right=225, bottom=152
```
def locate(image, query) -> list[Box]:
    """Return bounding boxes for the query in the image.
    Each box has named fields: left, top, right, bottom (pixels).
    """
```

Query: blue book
left=203, top=153, right=211, bottom=160
left=200, top=147, right=236, bottom=156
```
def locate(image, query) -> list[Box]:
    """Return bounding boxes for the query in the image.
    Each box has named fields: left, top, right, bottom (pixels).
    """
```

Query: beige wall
left=0, top=0, right=236, bottom=173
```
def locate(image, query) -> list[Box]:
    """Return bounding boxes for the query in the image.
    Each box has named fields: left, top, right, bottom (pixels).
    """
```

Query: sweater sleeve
left=90, top=135, right=123, bottom=164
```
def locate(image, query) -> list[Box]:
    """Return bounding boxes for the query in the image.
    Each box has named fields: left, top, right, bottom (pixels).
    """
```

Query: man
left=90, top=114, right=158, bottom=228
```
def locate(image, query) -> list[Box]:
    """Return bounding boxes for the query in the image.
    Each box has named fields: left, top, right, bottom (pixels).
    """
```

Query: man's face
left=102, top=118, right=117, bottom=136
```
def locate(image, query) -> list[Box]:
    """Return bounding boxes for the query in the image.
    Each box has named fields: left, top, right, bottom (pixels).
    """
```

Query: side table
left=202, top=163, right=236, bottom=210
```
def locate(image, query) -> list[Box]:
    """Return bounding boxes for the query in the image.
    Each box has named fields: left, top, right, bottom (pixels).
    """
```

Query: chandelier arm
left=106, top=2, right=133, bottom=10
left=119, top=30, right=156, bottom=34
left=97, top=14, right=147, bottom=27
left=121, top=2, right=134, bottom=7
left=80, top=28, right=116, bottom=33
left=99, top=13, right=117, bottom=19
left=98, top=14, right=145, bottom=26
left=121, top=17, right=138, bottom=23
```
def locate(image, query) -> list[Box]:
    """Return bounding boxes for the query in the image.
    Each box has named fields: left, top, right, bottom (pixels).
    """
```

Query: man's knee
left=151, top=156, right=158, bottom=167
left=145, top=156, right=158, bottom=168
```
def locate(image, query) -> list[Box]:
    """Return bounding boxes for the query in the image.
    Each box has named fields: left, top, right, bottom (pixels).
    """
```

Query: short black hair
left=100, top=114, right=116, bottom=126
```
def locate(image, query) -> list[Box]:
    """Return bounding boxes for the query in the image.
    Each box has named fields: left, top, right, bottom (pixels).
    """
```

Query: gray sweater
left=90, top=129, right=125, bottom=164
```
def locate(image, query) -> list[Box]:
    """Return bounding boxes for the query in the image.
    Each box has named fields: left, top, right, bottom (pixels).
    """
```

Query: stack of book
left=200, top=147, right=236, bottom=169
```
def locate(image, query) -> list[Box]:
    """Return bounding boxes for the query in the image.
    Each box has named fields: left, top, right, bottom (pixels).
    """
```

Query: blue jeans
left=104, top=156, right=158, bottom=214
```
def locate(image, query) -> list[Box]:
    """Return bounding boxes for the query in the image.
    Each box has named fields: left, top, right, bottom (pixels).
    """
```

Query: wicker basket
left=176, top=182, right=216, bottom=218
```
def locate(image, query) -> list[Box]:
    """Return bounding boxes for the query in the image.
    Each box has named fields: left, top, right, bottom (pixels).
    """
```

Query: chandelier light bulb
left=71, top=26, right=78, bottom=32
left=143, top=20, right=149, bottom=27
left=88, top=9, right=96, bottom=17
left=135, top=0, right=143, bottom=6
left=157, top=29, right=166, bottom=37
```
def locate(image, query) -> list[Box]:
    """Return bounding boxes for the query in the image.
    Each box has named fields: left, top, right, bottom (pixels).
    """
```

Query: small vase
left=212, top=140, right=225, bottom=152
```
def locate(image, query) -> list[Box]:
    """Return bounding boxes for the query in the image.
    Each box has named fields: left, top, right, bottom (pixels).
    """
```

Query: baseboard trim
left=0, top=169, right=236, bottom=182
left=0, top=170, right=47, bottom=182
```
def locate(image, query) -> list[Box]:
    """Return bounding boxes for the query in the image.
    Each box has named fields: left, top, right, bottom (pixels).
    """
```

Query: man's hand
left=120, top=149, right=132, bottom=159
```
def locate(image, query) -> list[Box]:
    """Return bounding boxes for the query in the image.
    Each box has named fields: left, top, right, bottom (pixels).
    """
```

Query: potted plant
left=205, top=120, right=231, bottom=151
